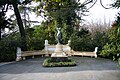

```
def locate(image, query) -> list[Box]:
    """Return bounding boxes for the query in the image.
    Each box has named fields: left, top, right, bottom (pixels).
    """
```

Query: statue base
left=51, top=44, right=68, bottom=57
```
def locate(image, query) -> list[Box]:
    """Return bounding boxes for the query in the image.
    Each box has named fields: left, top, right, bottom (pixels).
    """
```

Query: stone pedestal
left=16, top=47, right=22, bottom=61
left=51, top=44, right=67, bottom=57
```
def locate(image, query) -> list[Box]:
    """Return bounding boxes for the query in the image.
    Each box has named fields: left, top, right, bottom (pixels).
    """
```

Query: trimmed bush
left=100, top=43, right=120, bottom=60
left=26, top=37, right=44, bottom=51
left=43, top=58, right=76, bottom=67
left=0, top=39, right=20, bottom=62
left=100, top=27, right=120, bottom=60
left=70, top=29, right=95, bottom=51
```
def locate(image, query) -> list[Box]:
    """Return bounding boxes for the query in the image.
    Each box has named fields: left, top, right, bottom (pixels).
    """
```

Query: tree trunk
left=12, top=3, right=27, bottom=51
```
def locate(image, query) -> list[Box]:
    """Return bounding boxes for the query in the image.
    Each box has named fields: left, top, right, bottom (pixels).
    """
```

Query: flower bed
left=43, top=58, right=76, bottom=67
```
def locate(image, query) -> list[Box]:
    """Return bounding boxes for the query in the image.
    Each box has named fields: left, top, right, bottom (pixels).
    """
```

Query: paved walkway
left=0, top=57, right=120, bottom=80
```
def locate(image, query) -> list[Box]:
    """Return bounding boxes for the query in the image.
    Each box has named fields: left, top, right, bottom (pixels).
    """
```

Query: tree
left=0, top=0, right=32, bottom=50
left=0, top=12, right=13, bottom=40
left=70, top=27, right=93, bottom=51
left=100, top=13, right=120, bottom=60
left=112, top=0, right=120, bottom=8
left=12, top=2, right=27, bottom=50
left=34, top=0, right=88, bottom=43
left=18, top=2, right=35, bottom=28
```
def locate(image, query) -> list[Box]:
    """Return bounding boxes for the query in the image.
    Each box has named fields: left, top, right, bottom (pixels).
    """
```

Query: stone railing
left=44, top=44, right=72, bottom=56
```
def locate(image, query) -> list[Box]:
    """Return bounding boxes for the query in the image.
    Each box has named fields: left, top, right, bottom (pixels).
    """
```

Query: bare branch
left=100, top=0, right=113, bottom=9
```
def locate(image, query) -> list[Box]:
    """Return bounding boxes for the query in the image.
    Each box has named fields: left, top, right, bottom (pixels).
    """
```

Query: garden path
left=0, top=57, right=120, bottom=80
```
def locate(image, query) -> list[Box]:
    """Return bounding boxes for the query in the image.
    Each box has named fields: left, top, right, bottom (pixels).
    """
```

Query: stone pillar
left=44, top=40, right=49, bottom=56
left=67, top=40, right=71, bottom=46
left=16, top=47, right=22, bottom=61
left=94, top=47, right=98, bottom=58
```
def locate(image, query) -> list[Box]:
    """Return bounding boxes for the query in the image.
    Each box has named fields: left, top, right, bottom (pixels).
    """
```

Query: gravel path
left=0, top=57, right=120, bottom=80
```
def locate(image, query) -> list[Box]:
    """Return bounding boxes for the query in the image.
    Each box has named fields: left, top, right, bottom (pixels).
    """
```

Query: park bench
left=16, top=45, right=71, bottom=61
left=72, top=47, right=98, bottom=58
left=16, top=40, right=98, bottom=61
left=16, top=40, right=72, bottom=61
left=16, top=47, right=46, bottom=61
left=21, top=50, right=45, bottom=60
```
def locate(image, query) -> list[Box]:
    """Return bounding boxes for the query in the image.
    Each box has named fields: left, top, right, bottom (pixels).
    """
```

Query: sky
left=31, top=0, right=119, bottom=25
left=82, top=0, right=119, bottom=24
left=6, top=0, right=119, bottom=25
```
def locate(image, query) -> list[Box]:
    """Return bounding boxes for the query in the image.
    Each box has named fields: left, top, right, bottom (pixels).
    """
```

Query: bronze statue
left=57, top=27, right=62, bottom=44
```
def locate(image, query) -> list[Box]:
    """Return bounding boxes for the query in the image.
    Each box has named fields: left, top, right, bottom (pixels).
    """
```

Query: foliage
left=0, top=27, right=45, bottom=62
left=70, top=28, right=94, bottom=51
left=0, top=34, right=21, bottom=62
left=23, top=27, right=45, bottom=50
left=27, top=37, right=44, bottom=50
left=0, top=11, right=14, bottom=40
left=92, top=31, right=109, bottom=54
left=37, top=0, right=86, bottom=22
left=1, top=0, right=120, bottom=62
left=61, top=23, right=73, bottom=44
left=118, top=58, right=120, bottom=67
left=43, top=58, right=76, bottom=67
left=34, top=0, right=88, bottom=42
left=70, top=25, right=109, bottom=55
left=101, top=43, right=120, bottom=60
left=100, top=28, right=120, bottom=60
left=100, top=13, right=120, bottom=60
left=114, top=13, right=120, bottom=27
left=112, top=0, right=120, bottom=8
left=33, top=21, right=56, bottom=44
left=0, top=0, right=33, bottom=51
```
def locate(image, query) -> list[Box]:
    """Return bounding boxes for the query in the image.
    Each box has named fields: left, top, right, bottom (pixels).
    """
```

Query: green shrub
left=25, top=27, right=45, bottom=51
left=70, top=29, right=95, bottom=51
left=100, top=43, right=120, bottom=60
left=0, top=38, right=20, bottom=62
left=0, top=32, right=22, bottom=62
left=100, top=26, right=120, bottom=60
left=43, top=58, right=76, bottom=67
left=70, top=36, right=94, bottom=51
left=97, top=13, right=120, bottom=66
left=26, top=37, right=44, bottom=51
left=118, top=58, right=120, bottom=67
left=91, top=31, right=109, bottom=54
left=33, top=24, right=56, bottom=45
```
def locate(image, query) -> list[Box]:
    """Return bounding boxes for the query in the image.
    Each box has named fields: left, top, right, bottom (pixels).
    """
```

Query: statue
left=57, top=27, right=62, bottom=44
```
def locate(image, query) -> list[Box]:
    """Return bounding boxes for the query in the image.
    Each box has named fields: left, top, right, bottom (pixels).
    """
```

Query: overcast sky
left=82, top=0, right=119, bottom=24
left=6, top=0, right=119, bottom=25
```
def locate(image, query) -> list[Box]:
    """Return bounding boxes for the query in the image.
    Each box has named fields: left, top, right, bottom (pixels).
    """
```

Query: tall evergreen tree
left=34, top=0, right=88, bottom=43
